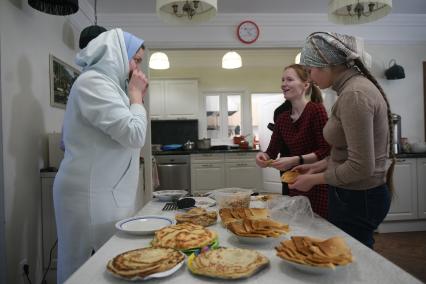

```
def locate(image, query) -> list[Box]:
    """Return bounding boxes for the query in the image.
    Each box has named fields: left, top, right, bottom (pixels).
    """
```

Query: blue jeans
left=328, top=184, right=391, bottom=248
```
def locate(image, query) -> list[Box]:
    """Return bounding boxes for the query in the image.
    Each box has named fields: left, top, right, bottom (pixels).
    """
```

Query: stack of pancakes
left=175, top=208, right=217, bottom=227
left=152, top=223, right=217, bottom=250
left=219, top=208, right=269, bottom=226
left=189, top=247, right=269, bottom=279
left=107, top=247, right=184, bottom=279
left=275, top=236, right=353, bottom=269
left=227, top=218, right=290, bottom=238
left=281, top=170, right=300, bottom=184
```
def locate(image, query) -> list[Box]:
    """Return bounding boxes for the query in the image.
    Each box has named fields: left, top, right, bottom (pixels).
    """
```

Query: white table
left=65, top=200, right=422, bottom=284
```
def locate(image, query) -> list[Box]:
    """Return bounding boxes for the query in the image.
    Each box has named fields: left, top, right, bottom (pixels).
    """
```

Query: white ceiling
left=91, top=0, right=426, bottom=14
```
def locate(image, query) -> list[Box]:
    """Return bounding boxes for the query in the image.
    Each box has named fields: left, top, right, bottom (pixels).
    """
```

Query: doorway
left=251, top=93, right=283, bottom=193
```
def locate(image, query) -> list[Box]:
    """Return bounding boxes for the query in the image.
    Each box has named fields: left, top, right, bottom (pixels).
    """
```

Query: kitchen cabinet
left=385, top=158, right=418, bottom=220
left=224, top=152, right=262, bottom=191
left=379, top=157, right=426, bottom=233
left=417, top=158, right=426, bottom=218
left=150, top=79, right=199, bottom=120
left=191, top=153, right=225, bottom=192
left=190, top=152, right=262, bottom=193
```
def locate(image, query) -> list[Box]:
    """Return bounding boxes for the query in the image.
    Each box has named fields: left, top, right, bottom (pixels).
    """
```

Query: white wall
left=0, top=1, right=90, bottom=283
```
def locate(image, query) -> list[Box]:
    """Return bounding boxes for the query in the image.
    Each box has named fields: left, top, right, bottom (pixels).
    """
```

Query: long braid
left=354, top=59, right=395, bottom=196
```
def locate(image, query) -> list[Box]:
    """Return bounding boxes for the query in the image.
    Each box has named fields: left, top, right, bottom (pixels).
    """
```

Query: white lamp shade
left=294, top=52, right=301, bottom=64
left=328, top=0, right=392, bottom=25
left=222, top=51, right=242, bottom=69
left=149, top=52, right=170, bottom=70
left=156, top=0, right=217, bottom=24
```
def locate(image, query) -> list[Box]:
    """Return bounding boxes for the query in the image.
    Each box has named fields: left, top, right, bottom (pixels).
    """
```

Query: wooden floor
left=374, top=231, right=426, bottom=283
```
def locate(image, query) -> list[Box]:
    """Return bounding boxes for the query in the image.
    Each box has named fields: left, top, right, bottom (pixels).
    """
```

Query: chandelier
left=156, top=0, right=217, bottom=24
left=328, top=0, right=392, bottom=25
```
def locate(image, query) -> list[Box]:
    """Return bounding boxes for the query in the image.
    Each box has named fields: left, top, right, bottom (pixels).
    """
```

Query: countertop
left=396, top=152, right=426, bottom=158
left=153, top=147, right=260, bottom=156
left=65, top=200, right=421, bottom=284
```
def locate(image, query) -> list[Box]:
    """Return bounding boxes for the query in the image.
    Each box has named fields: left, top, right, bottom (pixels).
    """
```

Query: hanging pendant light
left=222, top=51, right=242, bottom=69
left=79, top=0, right=107, bottom=49
left=149, top=52, right=170, bottom=70
left=294, top=52, right=301, bottom=64
left=156, top=0, right=217, bottom=24
left=328, top=0, right=392, bottom=25
left=28, top=0, right=79, bottom=16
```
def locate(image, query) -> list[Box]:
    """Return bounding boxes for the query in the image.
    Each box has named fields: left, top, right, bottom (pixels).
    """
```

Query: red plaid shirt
left=266, top=101, right=330, bottom=218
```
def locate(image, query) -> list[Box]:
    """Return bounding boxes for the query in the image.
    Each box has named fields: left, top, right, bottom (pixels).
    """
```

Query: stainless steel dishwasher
left=154, top=155, right=191, bottom=193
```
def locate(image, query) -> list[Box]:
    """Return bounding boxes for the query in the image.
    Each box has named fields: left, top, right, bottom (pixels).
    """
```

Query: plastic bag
left=266, top=195, right=314, bottom=227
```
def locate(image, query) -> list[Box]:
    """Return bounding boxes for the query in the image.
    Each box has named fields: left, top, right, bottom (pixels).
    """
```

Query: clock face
left=237, top=21, right=260, bottom=44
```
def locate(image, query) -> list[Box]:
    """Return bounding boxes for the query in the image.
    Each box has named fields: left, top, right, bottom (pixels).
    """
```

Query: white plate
left=153, top=190, right=188, bottom=202
left=115, top=216, right=173, bottom=235
left=280, top=258, right=349, bottom=274
left=108, top=252, right=185, bottom=281
left=192, top=197, right=216, bottom=208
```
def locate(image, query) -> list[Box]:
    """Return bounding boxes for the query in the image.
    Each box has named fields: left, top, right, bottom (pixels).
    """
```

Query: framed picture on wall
left=49, top=54, right=80, bottom=109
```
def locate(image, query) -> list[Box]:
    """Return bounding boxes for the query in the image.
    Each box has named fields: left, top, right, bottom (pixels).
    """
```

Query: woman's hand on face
left=255, top=152, right=270, bottom=168
left=128, top=69, right=149, bottom=104
left=270, top=157, right=298, bottom=171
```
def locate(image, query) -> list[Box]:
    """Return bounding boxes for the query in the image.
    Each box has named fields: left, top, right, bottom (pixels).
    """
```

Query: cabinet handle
left=237, top=163, right=248, bottom=166
left=396, top=159, right=406, bottom=162
left=201, top=164, right=212, bottom=167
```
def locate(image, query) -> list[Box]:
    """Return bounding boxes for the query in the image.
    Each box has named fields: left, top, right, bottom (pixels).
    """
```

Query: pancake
left=152, top=223, right=217, bottom=250
left=175, top=208, right=217, bottom=227
left=219, top=208, right=269, bottom=226
left=107, top=247, right=184, bottom=279
left=281, top=170, right=300, bottom=184
left=189, top=247, right=269, bottom=279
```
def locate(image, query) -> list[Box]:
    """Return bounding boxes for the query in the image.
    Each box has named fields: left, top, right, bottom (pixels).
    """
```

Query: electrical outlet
left=19, top=258, right=28, bottom=274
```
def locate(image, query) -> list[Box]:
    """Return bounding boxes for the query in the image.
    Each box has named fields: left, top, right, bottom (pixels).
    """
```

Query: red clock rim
left=237, top=20, right=260, bottom=44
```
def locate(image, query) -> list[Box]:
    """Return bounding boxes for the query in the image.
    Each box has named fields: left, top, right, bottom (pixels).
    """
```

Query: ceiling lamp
left=294, top=52, right=301, bottom=64
left=156, top=0, right=217, bottom=24
left=328, top=0, right=392, bottom=25
left=222, top=51, right=242, bottom=69
left=149, top=52, right=170, bottom=70
left=28, top=0, right=79, bottom=16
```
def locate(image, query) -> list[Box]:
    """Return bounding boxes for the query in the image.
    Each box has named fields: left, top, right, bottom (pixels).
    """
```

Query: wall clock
left=237, top=20, right=260, bottom=44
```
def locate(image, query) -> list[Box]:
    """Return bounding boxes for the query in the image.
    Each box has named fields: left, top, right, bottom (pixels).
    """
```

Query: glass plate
left=280, top=258, right=350, bottom=274
left=153, top=190, right=188, bottom=202
left=115, top=216, right=173, bottom=236
left=191, top=197, right=216, bottom=208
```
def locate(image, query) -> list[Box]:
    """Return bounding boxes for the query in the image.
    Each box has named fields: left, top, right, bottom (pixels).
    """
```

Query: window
left=204, top=93, right=242, bottom=140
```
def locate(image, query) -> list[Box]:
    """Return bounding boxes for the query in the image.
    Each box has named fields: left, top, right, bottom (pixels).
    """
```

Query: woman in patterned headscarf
left=289, top=32, right=395, bottom=248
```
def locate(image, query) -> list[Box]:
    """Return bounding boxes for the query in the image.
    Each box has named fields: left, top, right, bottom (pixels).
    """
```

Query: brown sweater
left=323, top=68, right=389, bottom=190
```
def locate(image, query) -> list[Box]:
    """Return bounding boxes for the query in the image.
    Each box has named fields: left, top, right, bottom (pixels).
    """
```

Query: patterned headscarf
left=300, top=32, right=371, bottom=69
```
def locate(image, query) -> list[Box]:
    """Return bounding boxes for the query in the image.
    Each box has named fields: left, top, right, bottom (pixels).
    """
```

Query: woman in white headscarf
left=53, top=28, right=148, bottom=283
left=290, top=32, right=394, bottom=248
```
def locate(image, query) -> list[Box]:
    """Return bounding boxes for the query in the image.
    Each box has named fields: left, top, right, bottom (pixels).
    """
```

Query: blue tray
left=161, top=144, right=183, bottom=151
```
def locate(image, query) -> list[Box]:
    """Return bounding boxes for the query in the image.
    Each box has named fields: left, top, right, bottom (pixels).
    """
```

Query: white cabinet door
left=191, top=163, right=225, bottom=192
left=385, top=158, right=418, bottom=220
left=224, top=161, right=261, bottom=190
left=417, top=158, right=426, bottom=219
left=165, top=80, right=198, bottom=119
left=149, top=80, right=165, bottom=119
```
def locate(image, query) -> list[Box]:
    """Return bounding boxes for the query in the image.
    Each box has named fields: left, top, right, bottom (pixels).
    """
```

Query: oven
left=154, top=155, right=191, bottom=193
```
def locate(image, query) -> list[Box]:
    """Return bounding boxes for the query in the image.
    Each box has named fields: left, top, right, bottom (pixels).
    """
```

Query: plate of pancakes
left=107, top=247, right=185, bottom=281
left=188, top=247, right=269, bottom=279
left=275, top=235, right=354, bottom=274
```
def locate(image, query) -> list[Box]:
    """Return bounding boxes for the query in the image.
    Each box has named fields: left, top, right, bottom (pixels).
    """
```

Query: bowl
left=211, top=188, right=253, bottom=209
left=411, top=142, right=426, bottom=153
left=153, top=190, right=188, bottom=202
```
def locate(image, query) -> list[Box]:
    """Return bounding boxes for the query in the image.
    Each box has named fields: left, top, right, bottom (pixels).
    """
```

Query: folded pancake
left=152, top=223, right=217, bottom=250
left=281, top=170, right=300, bottom=184
left=275, top=236, right=353, bottom=269
left=219, top=208, right=269, bottom=226
left=189, top=247, right=269, bottom=279
left=107, top=247, right=184, bottom=279
left=175, top=207, right=217, bottom=227
left=227, top=218, right=290, bottom=238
